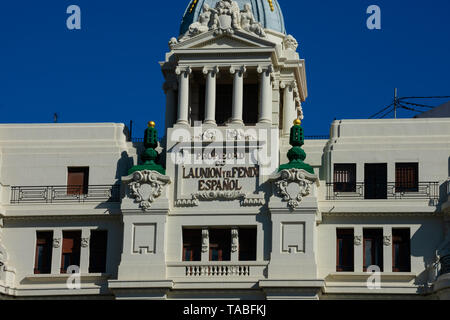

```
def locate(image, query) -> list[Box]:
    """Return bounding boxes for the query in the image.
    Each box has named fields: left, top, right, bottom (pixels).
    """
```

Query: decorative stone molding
left=257, top=64, right=274, bottom=75
left=283, top=34, right=298, bottom=51
left=202, top=229, right=209, bottom=253
left=81, top=238, right=89, bottom=248
left=354, top=236, right=362, bottom=246
left=123, top=170, right=171, bottom=211
left=180, top=0, right=267, bottom=41
left=231, top=229, right=239, bottom=253
left=241, top=196, right=265, bottom=207
left=175, top=197, right=200, bottom=208
left=194, top=191, right=246, bottom=201
left=383, top=236, right=392, bottom=246
left=269, top=169, right=319, bottom=209
left=53, top=238, right=61, bottom=249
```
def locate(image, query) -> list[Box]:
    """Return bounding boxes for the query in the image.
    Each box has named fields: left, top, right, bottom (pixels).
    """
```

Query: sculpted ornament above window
left=180, top=0, right=267, bottom=41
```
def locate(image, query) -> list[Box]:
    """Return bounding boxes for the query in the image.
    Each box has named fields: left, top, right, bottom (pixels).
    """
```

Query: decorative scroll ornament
left=180, top=0, right=266, bottom=41
left=270, top=169, right=319, bottom=209
left=124, top=170, right=171, bottom=211
left=354, top=236, right=362, bottom=246
left=383, top=236, right=392, bottom=246
left=194, top=191, right=246, bottom=201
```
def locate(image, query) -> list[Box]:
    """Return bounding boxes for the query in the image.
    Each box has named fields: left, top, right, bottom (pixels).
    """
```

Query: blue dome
left=180, top=0, right=286, bottom=35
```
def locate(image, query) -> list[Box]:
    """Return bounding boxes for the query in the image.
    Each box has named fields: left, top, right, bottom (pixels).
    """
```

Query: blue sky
left=0, top=0, right=449, bottom=137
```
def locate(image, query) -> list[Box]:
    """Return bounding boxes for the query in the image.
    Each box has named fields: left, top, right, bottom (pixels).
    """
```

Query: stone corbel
left=269, top=169, right=319, bottom=209
left=354, top=236, right=362, bottom=246
left=383, top=236, right=392, bottom=246
left=81, top=238, right=90, bottom=248
left=123, top=170, right=171, bottom=212
left=53, top=238, right=61, bottom=248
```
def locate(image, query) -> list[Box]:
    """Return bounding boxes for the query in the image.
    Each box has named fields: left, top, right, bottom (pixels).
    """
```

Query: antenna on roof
left=369, top=92, right=450, bottom=119
left=54, top=113, right=58, bottom=123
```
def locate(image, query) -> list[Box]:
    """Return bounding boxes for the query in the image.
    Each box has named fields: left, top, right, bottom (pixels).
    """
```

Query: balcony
left=10, top=185, right=120, bottom=205
left=326, top=182, right=439, bottom=202
left=167, top=261, right=268, bottom=281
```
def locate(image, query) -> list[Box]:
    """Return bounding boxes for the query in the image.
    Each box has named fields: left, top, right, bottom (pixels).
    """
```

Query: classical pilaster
left=230, top=66, right=246, bottom=125
left=257, top=65, right=273, bottom=125
left=203, top=66, right=219, bottom=126
left=80, top=229, right=90, bottom=274
left=354, top=226, right=363, bottom=272
left=163, top=80, right=178, bottom=129
left=281, top=81, right=296, bottom=136
left=231, top=228, right=239, bottom=262
left=51, top=230, right=62, bottom=274
left=175, top=66, right=192, bottom=126
left=201, top=228, right=209, bottom=262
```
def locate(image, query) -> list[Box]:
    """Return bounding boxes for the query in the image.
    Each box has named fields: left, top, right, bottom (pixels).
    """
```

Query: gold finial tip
left=148, top=121, right=156, bottom=128
left=293, top=119, right=301, bottom=125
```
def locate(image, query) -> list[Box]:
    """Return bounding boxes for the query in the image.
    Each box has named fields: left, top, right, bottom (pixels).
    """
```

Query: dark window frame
left=363, top=229, right=384, bottom=272
left=67, top=167, right=89, bottom=195
left=34, top=231, right=53, bottom=274
left=333, top=164, right=357, bottom=192
left=60, top=231, right=81, bottom=274
left=392, top=229, right=411, bottom=272
left=182, top=229, right=202, bottom=262
left=336, top=229, right=354, bottom=272
left=395, top=163, right=419, bottom=193
left=89, top=230, right=108, bottom=273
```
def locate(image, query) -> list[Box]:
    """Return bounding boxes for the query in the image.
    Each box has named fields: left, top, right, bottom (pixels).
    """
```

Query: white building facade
left=0, top=0, right=449, bottom=300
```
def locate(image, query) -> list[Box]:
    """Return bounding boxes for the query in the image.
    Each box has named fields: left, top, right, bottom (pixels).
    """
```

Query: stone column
left=203, top=66, right=219, bottom=125
left=281, top=81, right=296, bottom=136
left=175, top=66, right=192, bottom=126
left=257, top=65, right=273, bottom=125
left=230, top=66, right=246, bottom=125
left=80, top=229, right=90, bottom=274
left=231, top=228, right=239, bottom=262
left=163, top=80, right=178, bottom=129
left=201, top=228, right=209, bottom=262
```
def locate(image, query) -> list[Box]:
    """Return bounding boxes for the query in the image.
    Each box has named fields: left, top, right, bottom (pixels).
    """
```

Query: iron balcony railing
left=326, top=182, right=439, bottom=201
left=10, top=185, right=121, bottom=204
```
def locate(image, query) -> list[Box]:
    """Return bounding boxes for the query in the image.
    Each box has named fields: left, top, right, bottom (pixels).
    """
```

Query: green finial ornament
left=278, top=119, right=314, bottom=174
left=128, top=121, right=166, bottom=175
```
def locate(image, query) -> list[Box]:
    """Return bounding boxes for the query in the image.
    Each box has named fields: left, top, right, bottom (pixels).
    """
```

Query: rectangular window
left=60, top=231, right=81, bottom=274
left=216, top=85, right=233, bottom=125
left=392, top=229, right=411, bottom=272
left=364, top=163, right=387, bottom=199
left=209, top=229, right=231, bottom=262
left=336, top=229, right=354, bottom=272
left=396, top=163, right=419, bottom=192
left=34, top=231, right=53, bottom=274
left=183, top=229, right=202, bottom=262
left=67, top=167, right=89, bottom=195
left=243, top=84, right=259, bottom=125
left=239, top=228, right=257, bottom=261
left=363, top=229, right=384, bottom=272
left=89, top=230, right=108, bottom=273
left=334, top=164, right=357, bottom=192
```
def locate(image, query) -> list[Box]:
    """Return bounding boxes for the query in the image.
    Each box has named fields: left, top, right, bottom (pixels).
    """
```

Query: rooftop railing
left=10, top=185, right=121, bottom=204
left=326, top=182, right=439, bottom=201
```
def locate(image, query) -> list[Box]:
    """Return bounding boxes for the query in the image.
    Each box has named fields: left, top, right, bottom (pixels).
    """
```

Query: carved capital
left=123, top=170, right=171, bottom=212
left=257, top=64, right=273, bottom=75
left=230, top=65, right=246, bottom=76
left=175, top=66, right=192, bottom=76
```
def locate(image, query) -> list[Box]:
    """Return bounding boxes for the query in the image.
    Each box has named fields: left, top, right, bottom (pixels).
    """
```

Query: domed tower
left=161, top=0, right=307, bottom=136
